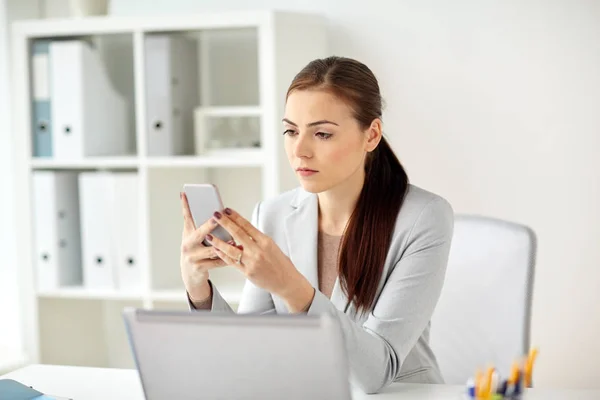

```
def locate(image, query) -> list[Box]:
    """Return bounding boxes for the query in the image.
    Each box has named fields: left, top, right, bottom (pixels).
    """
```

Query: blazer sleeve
left=306, top=197, right=454, bottom=394
left=189, top=201, right=276, bottom=315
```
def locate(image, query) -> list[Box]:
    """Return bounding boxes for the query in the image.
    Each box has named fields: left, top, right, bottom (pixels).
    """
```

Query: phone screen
left=183, top=184, right=233, bottom=245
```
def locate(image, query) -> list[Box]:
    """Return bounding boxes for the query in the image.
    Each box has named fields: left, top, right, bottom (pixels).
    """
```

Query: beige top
left=316, top=231, right=342, bottom=299
left=192, top=231, right=341, bottom=310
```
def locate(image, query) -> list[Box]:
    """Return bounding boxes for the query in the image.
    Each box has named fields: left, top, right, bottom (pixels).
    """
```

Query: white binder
left=50, top=40, right=130, bottom=159
left=32, top=171, right=82, bottom=291
left=112, top=173, right=141, bottom=290
left=145, top=34, right=198, bottom=156
left=79, top=172, right=116, bottom=289
left=31, top=40, right=53, bottom=157
left=79, top=172, right=141, bottom=290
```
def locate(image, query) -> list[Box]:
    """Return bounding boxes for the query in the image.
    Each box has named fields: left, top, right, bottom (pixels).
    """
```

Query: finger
left=181, top=221, right=218, bottom=253
left=181, top=192, right=196, bottom=233
left=188, top=217, right=219, bottom=245
left=213, top=247, right=244, bottom=272
left=212, top=211, right=256, bottom=248
left=205, top=233, right=242, bottom=258
left=193, top=258, right=228, bottom=269
left=185, top=245, right=218, bottom=263
left=222, top=208, right=265, bottom=244
left=206, top=233, right=245, bottom=268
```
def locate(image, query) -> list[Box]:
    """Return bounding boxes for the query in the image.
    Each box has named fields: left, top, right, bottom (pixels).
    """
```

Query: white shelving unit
left=11, top=11, right=327, bottom=369
left=30, top=157, right=140, bottom=170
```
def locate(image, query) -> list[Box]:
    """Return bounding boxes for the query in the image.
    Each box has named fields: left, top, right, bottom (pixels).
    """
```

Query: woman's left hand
left=205, top=208, right=315, bottom=312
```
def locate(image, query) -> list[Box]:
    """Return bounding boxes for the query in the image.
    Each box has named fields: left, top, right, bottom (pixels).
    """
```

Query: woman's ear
left=364, top=118, right=383, bottom=152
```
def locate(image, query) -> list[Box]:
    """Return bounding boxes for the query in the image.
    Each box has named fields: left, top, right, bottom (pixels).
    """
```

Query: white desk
left=1, top=364, right=598, bottom=400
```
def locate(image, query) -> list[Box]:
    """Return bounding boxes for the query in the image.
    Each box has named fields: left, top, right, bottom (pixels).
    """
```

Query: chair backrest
left=429, top=214, right=536, bottom=384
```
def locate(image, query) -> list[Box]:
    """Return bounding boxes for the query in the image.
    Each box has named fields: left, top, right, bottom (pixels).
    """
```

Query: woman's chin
left=298, top=180, right=328, bottom=194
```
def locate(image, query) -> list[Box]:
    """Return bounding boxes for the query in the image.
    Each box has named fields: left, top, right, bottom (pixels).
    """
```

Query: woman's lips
left=296, top=168, right=318, bottom=177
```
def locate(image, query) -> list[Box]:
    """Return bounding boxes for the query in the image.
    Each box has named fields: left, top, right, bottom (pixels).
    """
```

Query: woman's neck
left=317, top=165, right=365, bottom=236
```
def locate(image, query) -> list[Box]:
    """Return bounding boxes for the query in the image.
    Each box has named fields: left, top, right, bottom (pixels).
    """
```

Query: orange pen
left=506, top=361, right=519, bottom=395
left=525, top=347, right=539, bottom=387
left=474, top=369, right=484, bottom=398
left=483, top=366, right=495, bottom=399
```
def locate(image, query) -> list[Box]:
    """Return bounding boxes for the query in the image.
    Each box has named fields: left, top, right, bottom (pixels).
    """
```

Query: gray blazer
left=200, top=184, right=454, bottom=393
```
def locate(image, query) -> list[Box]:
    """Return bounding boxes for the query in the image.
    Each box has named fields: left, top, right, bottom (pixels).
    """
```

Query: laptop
left=122, top=308, right=352, bottom=400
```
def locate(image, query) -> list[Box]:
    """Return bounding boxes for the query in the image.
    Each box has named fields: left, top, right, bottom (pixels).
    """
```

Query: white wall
left=0, top=0, right=39, bottom=363
left=2, top=0, right=599, bottom=388
left=109, top=0, right=600, bottom=388
left=0, top=0, right=13, bottom=353
left=0, top=0, right=21, bottom=359
left=0, top=0, right=20, bottom=359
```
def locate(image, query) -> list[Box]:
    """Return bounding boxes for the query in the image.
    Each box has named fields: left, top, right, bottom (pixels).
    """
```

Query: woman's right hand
left=180, top=192, right=227, bottom=302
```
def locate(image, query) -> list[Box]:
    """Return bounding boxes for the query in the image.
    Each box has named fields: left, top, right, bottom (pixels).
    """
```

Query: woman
left=180, top=56, right=454, bottom=393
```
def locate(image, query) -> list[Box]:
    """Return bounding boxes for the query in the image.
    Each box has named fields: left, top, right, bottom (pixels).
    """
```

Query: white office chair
left=429, top=214, right=537, bottom=384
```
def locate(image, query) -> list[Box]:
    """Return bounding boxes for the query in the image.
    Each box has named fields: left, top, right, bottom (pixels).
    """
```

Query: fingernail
left=206, top=234, right=213, bottom=241
left=213, top=211, right=222, bottom=219
left=224, top=208, right=232, bottom=215
left=237, top=245, right=244, bottom=250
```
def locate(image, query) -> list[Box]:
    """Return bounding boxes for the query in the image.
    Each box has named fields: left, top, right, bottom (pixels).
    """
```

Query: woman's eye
left=316, top=132, right=333, bottom=140
left=282, top=129, right=297, bottom=136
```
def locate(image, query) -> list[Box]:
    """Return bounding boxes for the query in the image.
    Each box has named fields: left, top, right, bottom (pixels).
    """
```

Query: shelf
left=29, top=154, right=264, bottom=169
left=12, top=12, right=278, bottom=38
left=30, top=157, right=139, bottom=170
left=150, top=290, right=188, bottom=302
left=197, top=106, right=262, bottom=118
left=145, top=151, right=264, bottom=168
left=37, top=288, right=146, bottom=301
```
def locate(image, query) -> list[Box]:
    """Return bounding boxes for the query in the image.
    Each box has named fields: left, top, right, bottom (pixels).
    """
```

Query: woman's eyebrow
left=282, top=118, right=339, bottom=127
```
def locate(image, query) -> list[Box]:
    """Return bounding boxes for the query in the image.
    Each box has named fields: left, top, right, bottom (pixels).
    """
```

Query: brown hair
left=286, top=56, right=409, bottom=315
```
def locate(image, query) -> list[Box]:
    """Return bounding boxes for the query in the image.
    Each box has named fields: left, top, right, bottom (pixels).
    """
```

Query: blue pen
left=514, top=369, right=523, bottom=397
left=505, top=361, right=520, bottom=398
left=497, top=379, right=507, bottom=396
left=465, top=378, right=476, bottom=398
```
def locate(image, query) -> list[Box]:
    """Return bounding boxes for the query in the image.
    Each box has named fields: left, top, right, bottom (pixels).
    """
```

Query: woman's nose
left=293, top=134, right=313, bottom=158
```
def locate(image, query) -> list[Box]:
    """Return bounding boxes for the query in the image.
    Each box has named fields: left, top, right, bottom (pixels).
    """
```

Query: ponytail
left=338, top=137, right=408, bottom=314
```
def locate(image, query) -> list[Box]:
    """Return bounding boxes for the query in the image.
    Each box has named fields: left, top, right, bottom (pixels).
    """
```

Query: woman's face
left=283, top=89, right=379, bottom=194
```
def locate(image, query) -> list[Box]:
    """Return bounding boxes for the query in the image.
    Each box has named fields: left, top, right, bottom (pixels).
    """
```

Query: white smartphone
left=183, top=183, right=233, bottom=246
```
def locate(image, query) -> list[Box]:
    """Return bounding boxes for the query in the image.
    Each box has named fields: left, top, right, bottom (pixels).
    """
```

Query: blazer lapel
left=330, top=278, right=348, bottom=312
left=284, top=190, right=319, bottom=290
left=283, top=189, right=355, bottom=315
